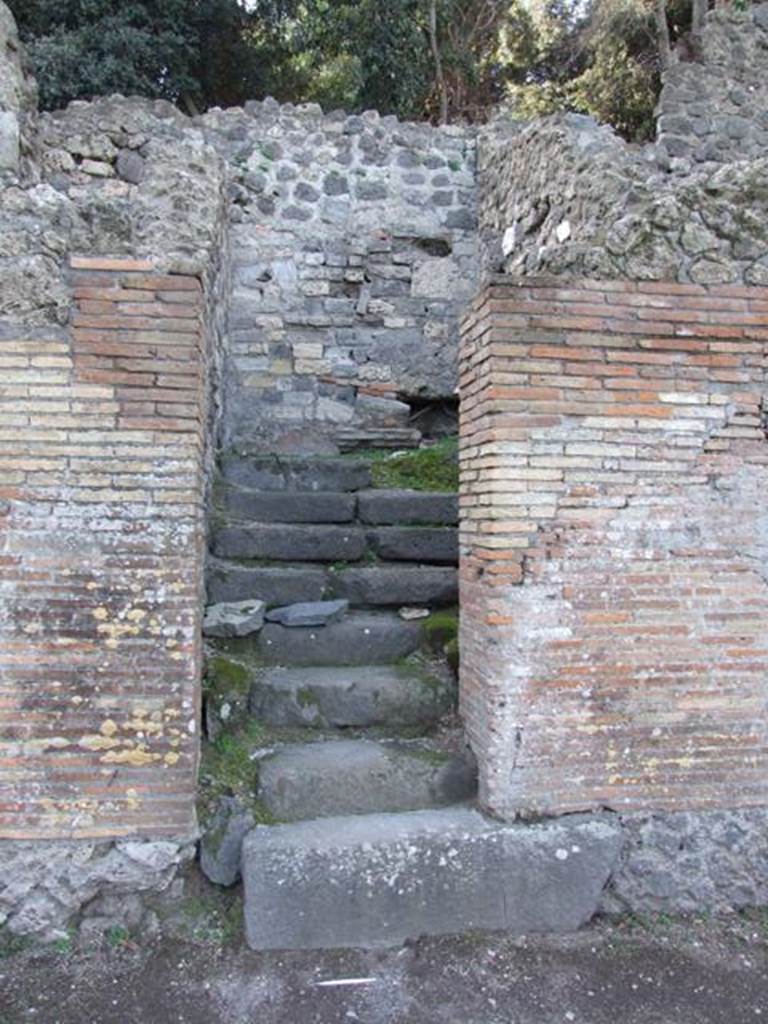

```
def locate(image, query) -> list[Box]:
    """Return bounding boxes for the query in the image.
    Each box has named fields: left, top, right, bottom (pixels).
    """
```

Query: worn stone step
left=249, top=664, right=454, bottom=727
left=330, top=565, right=457, bottom=607
left=257, top=739, right=476, bottom=822
left=212, top=524, right=367, bottom=562
left=358, top=490, right=458, bottom=526
left=368, top=527, right=458, bottom=565
left=337, top=428, right=421, bottom=452
left=242, top=810, right=623, bottom=951
left=255, top=612, right=424, bottom=666
left=206, top=560, right=328, bottom=607
left=221, top=487, right=357, bottom=524
left=220, top=455, right=371, bottom=493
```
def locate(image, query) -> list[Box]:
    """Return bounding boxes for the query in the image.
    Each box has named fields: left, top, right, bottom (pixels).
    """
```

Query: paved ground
left=1, top=909, right=767, bottom=1024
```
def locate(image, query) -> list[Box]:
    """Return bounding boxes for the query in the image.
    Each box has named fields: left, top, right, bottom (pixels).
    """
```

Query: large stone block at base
left=242, top=810, right=622, bottom=951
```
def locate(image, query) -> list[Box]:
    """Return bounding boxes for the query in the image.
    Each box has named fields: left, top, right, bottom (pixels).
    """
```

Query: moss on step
left=198, top=721, right=277, bottom=826
left=421, top=608, right=459, bottom=649
left=204, top=656, right=250, bottom=696
left=350, top=435, right=459, bottom=491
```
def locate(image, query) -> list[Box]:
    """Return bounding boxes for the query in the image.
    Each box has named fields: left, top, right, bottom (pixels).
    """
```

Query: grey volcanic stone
left=266, top=599, right=348, bottom=627
left=331, top=566, right=458, bottom=607
left=358, top=490, right=458, bottom=526
left=602, top=807, right=768, bottom=916
left=249, top=664, right=453, bottom=727
left=206, top=561, right=327, bottom=607
left=368, top=527, right=458, bottom=564
left=0, top=111, right=19, bottom=170
left=222, top=488, right=356, bottom=524
left=213, top=524, right=366, bottom=562
left=116, top=149, right=146, bottom=184
left=203, top=599, right=265, bottom=638
left=220, top=456, right=371, bottom=493
left=256, top=612, right=423, bottom=666
left=242, top=810, right=623, bottom=950
left=200, top=797, right=255, bottom=887
left=257, top=739, right=476, bottom=821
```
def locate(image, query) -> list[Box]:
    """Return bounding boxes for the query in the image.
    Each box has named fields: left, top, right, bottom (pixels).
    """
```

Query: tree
left=504, top=0, right=704, bottom=142
left=7, top=0, right=290, bottom=112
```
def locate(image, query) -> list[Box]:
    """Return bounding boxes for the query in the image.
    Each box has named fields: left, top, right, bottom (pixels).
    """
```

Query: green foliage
left=365, top=436, right=459, bottom=492
left=105, top=924, right=130, bottom=947
left=10, top=0, right=752, bottom=136
left=7, top=0, right=285, bottom=111
left=503, top=0, right=709, bottom=141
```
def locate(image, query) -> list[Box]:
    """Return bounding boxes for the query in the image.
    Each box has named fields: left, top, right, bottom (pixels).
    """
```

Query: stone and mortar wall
left=478, top=8, right=768, bottom=288
left=198, top=101, right=479, bottom=452
left=463, top=4, right=768, bottom=915
left=656, top=5, right=768, bottom=170
left=0, top=10, right=230, bottom=935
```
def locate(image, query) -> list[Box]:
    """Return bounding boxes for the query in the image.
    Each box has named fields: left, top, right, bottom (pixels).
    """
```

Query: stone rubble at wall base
left=3, top=808, right=768, bottom=942
left=0, top=838, right=196, bottom=942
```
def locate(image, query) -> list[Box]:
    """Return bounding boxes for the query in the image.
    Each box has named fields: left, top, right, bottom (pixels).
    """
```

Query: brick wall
left=460, top=277, right=768, bottom=820
left=0, top=258, right=209, bottom=840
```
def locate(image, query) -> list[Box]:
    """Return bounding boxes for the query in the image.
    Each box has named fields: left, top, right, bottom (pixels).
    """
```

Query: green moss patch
left=421, top=608, right=459, bottom=649
left=355, top=436, right=459, bottom=492
left=204, top=656, right=250, bottom=696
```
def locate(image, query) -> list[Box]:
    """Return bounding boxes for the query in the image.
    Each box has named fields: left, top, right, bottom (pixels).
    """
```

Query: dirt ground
left=1, top=908, right=767, bottom=1024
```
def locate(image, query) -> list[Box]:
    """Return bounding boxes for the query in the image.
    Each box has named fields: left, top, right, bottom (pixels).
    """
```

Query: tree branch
left=428, top=0, right=449, bottom=124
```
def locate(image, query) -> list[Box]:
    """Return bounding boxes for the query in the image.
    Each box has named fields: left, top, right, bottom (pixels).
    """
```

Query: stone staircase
left=202, top=452, right=622, bottom=951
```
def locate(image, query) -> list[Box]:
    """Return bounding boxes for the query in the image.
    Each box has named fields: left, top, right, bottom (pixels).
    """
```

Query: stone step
left=255, top=612, right=424, bottom=666
left=330, top=565, right=457, bottom=607
left=257, top=739, right=476, bottom=822
left=337, top=428, right=421, bottom=452
left=212, top=524, right=367, bottom=562
left=206, top=560, right=327, bottom=607
left=220, top=455, right=371, bottom=493
left=242, top=810, right=623, bottom=951
left=368, top=527, right=458, bottom=565
left=221, top=487, right=356, bottom=524
left=358, top=490, right=458, bottom=526
left=249, top=663, right=454, bottom=728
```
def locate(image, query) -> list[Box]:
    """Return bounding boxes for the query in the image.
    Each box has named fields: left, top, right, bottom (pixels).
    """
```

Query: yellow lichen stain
left=164, top=752, right=180, bottom=766
left=86, top=581, right=99, bottom=591
left=127, top=608, right=147, bottom=623
left=164, top=708, right=181, bottom=720
left=79, top=735, right=122, bottom=751
left=169, top=581, right=185, bottom=594
left=125, top=717, right=163, bottom=735
left=93, top=607, right=109, bottom=621
left=101, top=746, right=160, bottom=766
left=101, top=719, right=119, bottom=737
left=165, top=638, right=178, bottom=649
left=125, top=788, right=141, bottom=811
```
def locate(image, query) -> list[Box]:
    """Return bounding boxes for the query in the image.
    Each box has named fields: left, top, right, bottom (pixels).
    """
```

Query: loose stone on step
left=265, top=599, right=349, bottom=627
left=203, top=599, right=266, bottom=638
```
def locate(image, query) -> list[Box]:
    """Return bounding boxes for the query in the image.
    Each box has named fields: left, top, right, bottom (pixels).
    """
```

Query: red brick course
left=460, top=276, right=768, bottom=820
left=0, top=258, right=209, bottom=840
